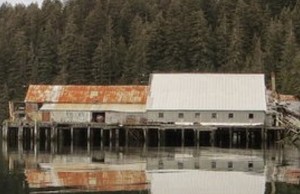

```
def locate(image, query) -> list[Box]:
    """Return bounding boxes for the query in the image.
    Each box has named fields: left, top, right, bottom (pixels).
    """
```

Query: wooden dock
left=1, top=120, right=286, bottom=149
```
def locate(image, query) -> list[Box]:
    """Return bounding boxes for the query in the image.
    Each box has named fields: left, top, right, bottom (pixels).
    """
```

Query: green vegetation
left=0, top=0, right=300, bottom=121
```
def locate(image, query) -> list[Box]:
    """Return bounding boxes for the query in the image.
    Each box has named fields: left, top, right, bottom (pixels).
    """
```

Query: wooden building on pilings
left=2, top=73, right=282, bottom=147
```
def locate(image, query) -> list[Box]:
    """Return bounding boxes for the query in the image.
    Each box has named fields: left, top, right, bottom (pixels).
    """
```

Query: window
left=195, top=113, right=200, bottom=118
left=228, top=161, right=233, bottom=169
left=178, top=162, right=184, bottom=169
left=212, top=113, right=217, bottom=119
left=178, top=113, right=184, bottom=118
left=249, top=113, right=254, bottom=119
left=158, top=113, right=164, bottom=118
left=248, top=162, right=253, bottom=169
left=211, top=161, right=216, bottom=169
left=228, top=113, right=234, bottom=119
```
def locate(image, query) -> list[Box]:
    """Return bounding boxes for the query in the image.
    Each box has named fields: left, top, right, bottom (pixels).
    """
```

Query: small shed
left=24, top=85, right=148, bottom=124
left=146, top=73, right=267, bottom=126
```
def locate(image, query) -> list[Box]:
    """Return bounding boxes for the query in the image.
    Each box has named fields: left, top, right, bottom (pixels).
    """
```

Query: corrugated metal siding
left=147, top=111, right=265, bottom=125
left=147, top=74, right=267, bottom=111
left=25, top=85, right=148, bottom=104
left=41, top=103, right=146, bottom=112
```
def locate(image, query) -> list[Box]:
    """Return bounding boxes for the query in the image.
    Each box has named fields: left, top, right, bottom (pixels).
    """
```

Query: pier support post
left=125, top=128, right=129, bottom=147
left=115, top=128, right=119, bottom=148
left=210, top=131, right=215, bottom=147
left=196, top=129, right=200, bottom=147
left=51, top=126, right=57, bottom=141
left=70, top=127, right=74, bottom=141
left=157, top=128, right=161, bottom=147
left=181, top=129, right=185, bottom=147
left=229, top=128, right=233, bottom=148
left=87, top=126, right=91, bottom=141
left=2, top=121, right=8, bottom=140
left=30, top=127, right=34, bottom=141
left=261, top=127, right=267, bottom=142
left=87, top=126, right=91, bottom=153
left=100, top=129, right=104, bottom=149
left=34, top=120, right=39, bottom=141
left=246, top=128, right=249, bottom=148
left=143, top=128, right=148, bottom=146
left=276, top=130, right=281, bottom=141
left=18, top=125, right=23, bottom=141
left=109, top=129, right=112, bottom=149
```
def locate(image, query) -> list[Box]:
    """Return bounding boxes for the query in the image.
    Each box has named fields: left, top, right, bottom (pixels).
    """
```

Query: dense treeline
left=0, top=0, right=300, bottom=121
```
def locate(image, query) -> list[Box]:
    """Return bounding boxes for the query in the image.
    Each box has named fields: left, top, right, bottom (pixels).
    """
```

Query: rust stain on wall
left=25, top=85, right=148, bottom=104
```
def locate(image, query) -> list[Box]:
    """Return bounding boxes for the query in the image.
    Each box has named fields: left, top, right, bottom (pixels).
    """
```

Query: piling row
left=1, top=122, right=285, bottom=148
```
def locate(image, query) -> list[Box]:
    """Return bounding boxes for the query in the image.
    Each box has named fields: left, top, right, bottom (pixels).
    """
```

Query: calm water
left=1, top=138, right=300, bottom=194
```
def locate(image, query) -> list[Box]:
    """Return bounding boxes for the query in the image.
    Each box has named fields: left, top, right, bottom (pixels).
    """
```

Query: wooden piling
left=181, top=129, right=185, bottom=147
left=210, top=131, right=215, bottom=146
left=2, top=121, right=8, bottom=140
left=100, top=129, right=104, bottom=149
left=157, top=128, right=161, bottom=147
left=18, top=125, right=23, bottom=141
left=246, top=128, right=249, bottom=148
left=109, top=129, right=112, bottom=148
left=229, top=128, right=233, bottom=148
left=261, top=127, right=267, bottom=142
left=143, top=128, right=148, bottom=145
left=194, top=129, right=200, bottom=147
left=115, top=128, right=119, bottom=148
left=87, top=126, right=91, bottom=141
left=70, top=127, right=74, bottom=141
left=125, top=128, right=129, bottom=147
left=34, top=120, right=39, bottom=141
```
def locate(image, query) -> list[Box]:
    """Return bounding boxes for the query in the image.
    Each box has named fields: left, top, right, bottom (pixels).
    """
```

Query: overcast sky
left=0, top=0, right=43, bottom=6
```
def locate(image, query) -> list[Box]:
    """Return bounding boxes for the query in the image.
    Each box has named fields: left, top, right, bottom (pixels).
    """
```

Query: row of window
left=158, top=113, right=254, bottom=119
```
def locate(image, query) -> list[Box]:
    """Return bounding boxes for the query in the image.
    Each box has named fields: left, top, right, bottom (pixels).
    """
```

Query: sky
left=0, top=0, right=43, bottom=6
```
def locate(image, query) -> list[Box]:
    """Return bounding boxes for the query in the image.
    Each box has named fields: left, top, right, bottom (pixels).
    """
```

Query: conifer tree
left=36, top=21, right=58, bottom=84
left=124, top=16, right=150, bottom=84
left=91, top=16, right=116, bottom=85
left=187, top=10, right=212, bottom=72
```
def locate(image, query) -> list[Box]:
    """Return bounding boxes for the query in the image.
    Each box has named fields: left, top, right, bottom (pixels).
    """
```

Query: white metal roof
left=41, top=103, right=146, bottom=112
left=146, top=74, right=267, bottom=111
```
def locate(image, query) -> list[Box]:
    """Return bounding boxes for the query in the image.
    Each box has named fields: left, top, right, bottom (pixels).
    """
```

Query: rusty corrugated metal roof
left=25, top=85, right=148, bottom=104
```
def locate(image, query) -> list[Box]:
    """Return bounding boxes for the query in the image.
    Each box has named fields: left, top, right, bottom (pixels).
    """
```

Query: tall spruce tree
left=36, top=21, right=58, bottom=84
left=91, top=16, right=116, bottom=85
left=187, top=10, right=212, bottom=72
left=123, top=16, right=150, bottom=84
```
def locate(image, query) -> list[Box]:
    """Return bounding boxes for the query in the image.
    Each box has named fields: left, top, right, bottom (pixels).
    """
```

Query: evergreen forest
left=0, top=0, right=300, bottom=121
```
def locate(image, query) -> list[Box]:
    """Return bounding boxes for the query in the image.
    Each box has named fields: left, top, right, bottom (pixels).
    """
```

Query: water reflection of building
left=4, top=147, right=150, bottom=193
left=25, top=163, right=149, bottom=193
